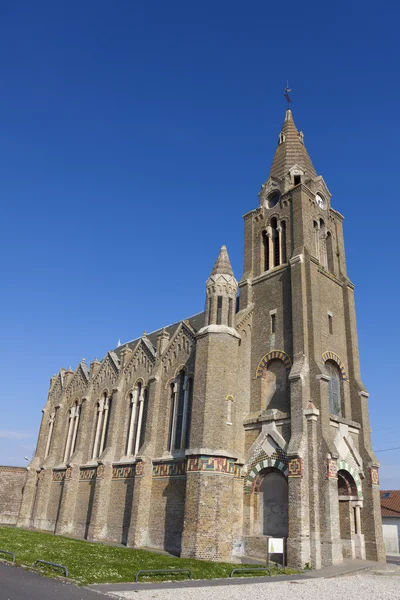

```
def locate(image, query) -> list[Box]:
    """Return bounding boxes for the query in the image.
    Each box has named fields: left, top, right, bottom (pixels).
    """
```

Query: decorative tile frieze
left=52, top=469, right=66, bottom=483
left=79, top=467, right=97, bottom=481
left=370, top=467, right=379, bottom=487
left=244, top=451, right=289, bottom=494
left=112, top=462, right=145, bottom=480
left=186, top=456, right=235, bottom=475
left=153, top=460, right=187, bottom=478
left=288, top=457, right=303, bottom=478
left=327, top=458, right=338, bottom=479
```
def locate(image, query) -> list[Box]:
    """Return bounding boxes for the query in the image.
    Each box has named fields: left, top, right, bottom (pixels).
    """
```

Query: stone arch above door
left=244, top=456, right=288, bottom=493
left=337, top=460, right=363, bottom=497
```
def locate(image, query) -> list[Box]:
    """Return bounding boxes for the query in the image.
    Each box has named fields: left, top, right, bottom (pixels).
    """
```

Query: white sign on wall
left=268, top=537, right=284, bottom=554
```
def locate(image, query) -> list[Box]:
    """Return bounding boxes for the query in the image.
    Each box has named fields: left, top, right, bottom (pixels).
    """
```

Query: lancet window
left=326, top=360, right=343, bottom=416
left=92, top=392, right=112, bottom=459
left=44, top=409, right=56, bottom=459
left=63, top=400, right=81, bottom=463
left=126, top=382, right=147, bottom=456
left=314, top=219, right=334, bottom=274
left=168, top=369, right=193, bottom=453
left=262, top=219, right=287, bottom=272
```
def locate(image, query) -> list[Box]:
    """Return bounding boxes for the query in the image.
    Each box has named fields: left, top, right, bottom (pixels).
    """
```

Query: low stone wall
left=0, top=466, right=27, bottom=525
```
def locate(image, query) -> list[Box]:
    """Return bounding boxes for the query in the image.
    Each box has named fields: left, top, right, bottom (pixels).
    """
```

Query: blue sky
left=0, top=1, right=399, bottom=487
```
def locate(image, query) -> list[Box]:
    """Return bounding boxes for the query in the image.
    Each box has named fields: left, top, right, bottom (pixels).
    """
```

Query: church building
left=14, top=109, right=385, bottom=568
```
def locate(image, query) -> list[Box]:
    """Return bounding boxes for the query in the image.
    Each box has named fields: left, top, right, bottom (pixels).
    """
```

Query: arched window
left=92, top=392, right=112, bottom=459
left=126, top=382, right=147, bottom=456
left=261, top=359, right=290, bottom=413
left=271, top=218, right=279, bottom=267
left=262, top=230, right=269, bottom=272
left=319, top=219, right=328, bottom=268
left=44, top=410, right=56, bottom=459
left=280, top=220, right=287, bottom=263
left=326, top=361, right=343, bottom=416
left=313, top=220, right=319, bottom=260
left=326, top=231, right=334, bottom=273
left=63, top=400, right=80, bottom=463
left=168, top=370, right=192, bottom=453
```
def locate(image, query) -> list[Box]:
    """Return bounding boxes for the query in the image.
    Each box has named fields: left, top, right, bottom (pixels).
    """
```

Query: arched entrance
left=258, top=468, right=288, bottom=537
left=337, top=470, right=365, bottom=559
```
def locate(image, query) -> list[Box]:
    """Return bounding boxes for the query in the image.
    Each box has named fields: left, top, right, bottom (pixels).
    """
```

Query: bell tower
left=239, top=108, right=385, bottom=568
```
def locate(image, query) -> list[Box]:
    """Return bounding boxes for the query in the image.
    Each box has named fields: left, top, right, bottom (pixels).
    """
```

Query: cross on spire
left=284, top=81, right=292, bottom=104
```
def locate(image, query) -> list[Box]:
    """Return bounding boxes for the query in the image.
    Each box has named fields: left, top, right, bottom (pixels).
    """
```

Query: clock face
left=316, top=193, right=326, bottom=209
left=267, top=191, right=280, bottom=209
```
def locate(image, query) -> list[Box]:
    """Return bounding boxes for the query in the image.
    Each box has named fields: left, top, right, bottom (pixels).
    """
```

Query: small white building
left=381, top=490, right=400, bottom=554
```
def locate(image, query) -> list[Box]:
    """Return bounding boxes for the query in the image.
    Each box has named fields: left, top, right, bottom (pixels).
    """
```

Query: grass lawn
left=0, top=526, right=300, bottom=584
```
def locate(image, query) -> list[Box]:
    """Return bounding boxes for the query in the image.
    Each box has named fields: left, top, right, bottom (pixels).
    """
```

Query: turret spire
left=210, top=245, right=234, bottom=277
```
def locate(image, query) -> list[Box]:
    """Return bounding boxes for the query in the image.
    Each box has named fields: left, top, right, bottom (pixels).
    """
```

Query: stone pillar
left=305, top=402, right=322, bottom=569
left=126, top=461, right=152, bottom=548
left=181, top=455, right=235, bottom=561
left=16, top=469, right=38, bottom=529
left=287, top=457, right=310, bottom=568
left=362, top=467, right=386, bottom=562
left=54, top=467, right=79, bottom=536
left=321, top=458, right=342, bottom=566
left=86, top=463, right=113, bottom=541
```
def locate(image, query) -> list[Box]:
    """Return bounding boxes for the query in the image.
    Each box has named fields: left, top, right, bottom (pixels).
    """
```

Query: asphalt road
left=0, top=562, right=109, bottom=600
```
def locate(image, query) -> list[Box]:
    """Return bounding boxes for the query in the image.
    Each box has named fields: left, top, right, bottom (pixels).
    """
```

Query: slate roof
left=380, top=490, right=400, bottom=517
left=113, top=311, right=205, bottom=359
left=269, top=109, right=317, bottom=181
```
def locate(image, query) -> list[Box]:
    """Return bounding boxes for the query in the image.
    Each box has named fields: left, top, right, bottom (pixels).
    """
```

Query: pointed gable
left=92, top=351, right=120, bottom=393
left=65, top=362, right=90, bottom=399
left=123, top=336, right=156, bottom=384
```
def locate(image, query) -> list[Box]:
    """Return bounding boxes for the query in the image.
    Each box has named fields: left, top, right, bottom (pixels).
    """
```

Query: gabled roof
left=114, top=312, right=205, bottom=359
left=380, top=490, right=400, bottom=517
left=269, top=109, right=317, bottom=181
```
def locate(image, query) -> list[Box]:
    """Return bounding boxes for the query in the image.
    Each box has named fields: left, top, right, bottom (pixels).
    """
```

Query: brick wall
left=0, top=466, right=26, bottom=525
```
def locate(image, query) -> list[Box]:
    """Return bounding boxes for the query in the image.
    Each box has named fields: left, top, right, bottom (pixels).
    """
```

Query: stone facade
left=0, top=466, right=26, bottom=525
left=10, top=109, right=385, bottom=568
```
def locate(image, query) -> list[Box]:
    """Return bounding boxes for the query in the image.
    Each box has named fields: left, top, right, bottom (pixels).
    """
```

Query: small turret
left=203, top=246, right=238, bottom=331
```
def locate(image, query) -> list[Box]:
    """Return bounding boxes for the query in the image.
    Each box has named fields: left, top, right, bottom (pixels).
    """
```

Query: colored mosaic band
left=244, top=457, right=289, bottom=493
left=337, top=460, right=362, bottom=496
left=186, top=456, right=235, bottom=475
left=52, top=468, right=73, bottom=482
left=52, top=469, right=66, bottom=482
left=256, top=350, right=292, bottom=378
left=370, top=467, right=379, bottom=487
left=153, top=460, right=187, bottom=478
left=79, top=467, right=97, bottom=481
left=112, top=462, right=145, bottom=480
left=322, top=351, right=349, bottom=381
left=288, top=457, right=303, bottom=478
left=327, top=458, right=338, bottom=479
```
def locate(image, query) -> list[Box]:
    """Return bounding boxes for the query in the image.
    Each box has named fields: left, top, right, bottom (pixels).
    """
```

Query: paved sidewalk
left=88, top=558, right=385, bottom=594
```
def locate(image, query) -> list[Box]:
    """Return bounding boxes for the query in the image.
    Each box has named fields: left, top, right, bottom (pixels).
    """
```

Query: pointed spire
left=269, top=109, right=317, bottom=181
left=210, top=245, right=234, bottom=277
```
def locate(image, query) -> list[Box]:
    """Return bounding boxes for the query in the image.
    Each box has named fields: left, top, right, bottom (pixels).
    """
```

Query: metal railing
left=0, top=549, right=15, bottom=563
left=135, top=568, right=193, bottom=582
left=230, top=566, right=271, bottom=578
left=33, top=559, right=69, bottom=577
